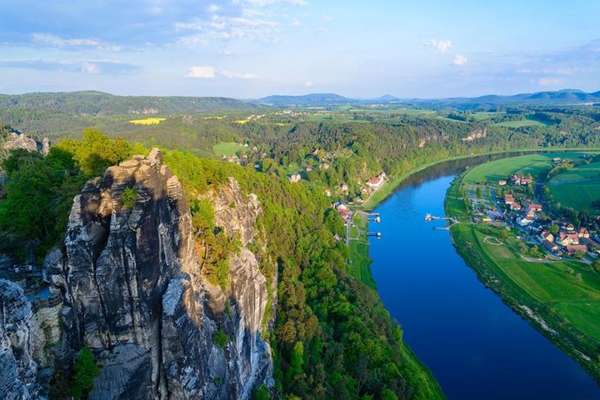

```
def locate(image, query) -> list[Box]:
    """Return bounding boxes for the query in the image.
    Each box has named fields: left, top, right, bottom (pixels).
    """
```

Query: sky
left=1, top=0, right=599, bottom=98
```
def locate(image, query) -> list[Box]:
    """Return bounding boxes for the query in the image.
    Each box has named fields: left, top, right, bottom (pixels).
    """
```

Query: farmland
left=129, top=117, right=167, bottom=125
left=548, top=161, right=600, bottom=214
left=461, top=152, right=589, bottom=184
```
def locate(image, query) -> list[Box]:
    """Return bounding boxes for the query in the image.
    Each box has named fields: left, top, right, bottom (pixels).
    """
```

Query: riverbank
left=359, top=147, right=600, bottom=212
left=445, top=162, right=600, bottom=383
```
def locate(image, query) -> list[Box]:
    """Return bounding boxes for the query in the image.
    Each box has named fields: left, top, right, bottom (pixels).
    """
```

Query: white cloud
left=292, top=20, right=302, bottom=27
left=81, top=62, right=100, bottom=74
left=207, top=4, right=222, bottom=13
left=452, top=55, right=468, bottom=66
left=222, top=70, right=258, bottom=79
left=32, top=33, right=121, bottom=51
left=176, top=15, right=282, bottom=44
left=305, top=80, right=314, bottom=87
left=422, top=39, right=452, bottom=52
left=323, top=15, right=333, bottom=22
left=186, top=66, right=215, bottom=78
left=538, top=77, right=561, bottom=86
left=173, top=35, right=208, bottom=48
left=313, top=27, right=328, bottom=34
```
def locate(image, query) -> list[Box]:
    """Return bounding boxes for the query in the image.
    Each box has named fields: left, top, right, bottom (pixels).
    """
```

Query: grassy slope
left=213, top=142, right=248, bottom=157
left=548, top=160, right=600, bottom=213
left=461, top=152, right=591, bottom=183
left=446, top=162, right=600, bottom=381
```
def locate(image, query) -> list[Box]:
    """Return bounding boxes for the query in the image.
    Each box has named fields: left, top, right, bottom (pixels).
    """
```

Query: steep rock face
left=0, top=279, right=38, bottom=399
left=49, top=149, right=272, bottom=399
left=200, top=177, right=274, bottom=398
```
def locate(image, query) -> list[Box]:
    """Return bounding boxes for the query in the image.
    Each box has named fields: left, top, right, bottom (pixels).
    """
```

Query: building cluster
left=539, top=225, right=592, bottom=257
left=334, top=201, right=351, bottom=224
left=503, top=191, right=596, bottom=258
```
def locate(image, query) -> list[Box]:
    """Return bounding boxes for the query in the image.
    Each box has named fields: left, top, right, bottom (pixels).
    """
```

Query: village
left=471, top=165, right=599, bottom=261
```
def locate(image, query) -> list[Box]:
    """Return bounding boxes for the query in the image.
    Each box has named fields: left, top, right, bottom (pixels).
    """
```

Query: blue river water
left=369, top=171, right=600, bottom=399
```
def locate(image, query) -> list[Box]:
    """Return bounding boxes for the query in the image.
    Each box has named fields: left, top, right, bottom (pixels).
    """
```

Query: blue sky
left=1, top=0, right=599, bottom=98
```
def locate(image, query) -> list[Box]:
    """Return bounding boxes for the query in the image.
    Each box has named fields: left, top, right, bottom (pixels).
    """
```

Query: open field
left=447, top=166, right=600, bottom=379
left=462, top=152, right=592, bottom=184
left=549, top=180, right=600, bottom=213
left=548, top=160, right=600, bottom=213
left=129, top=117, right=167, bottom=125
left=212, top=142, right=248, bottom=157
left=347, top=213, right=377, bottom=289
left=495, top=116, right=552, bottom=128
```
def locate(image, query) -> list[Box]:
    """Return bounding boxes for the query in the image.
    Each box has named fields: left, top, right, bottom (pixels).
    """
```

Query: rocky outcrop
left=47, top=149, right=272, bottom=399
left=0, top=279, right=38, bottom=399
left=462, top=128, right=487, bottom=142
left=3, top=132, right=50, bottom=155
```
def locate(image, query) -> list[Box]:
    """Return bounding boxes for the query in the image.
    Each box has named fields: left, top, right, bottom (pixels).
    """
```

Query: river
left=368, top=156, right=600, bottom=399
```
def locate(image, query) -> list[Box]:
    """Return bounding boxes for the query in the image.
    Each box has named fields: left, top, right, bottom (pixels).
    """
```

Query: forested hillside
left=0, top=131, right=443, bottom=399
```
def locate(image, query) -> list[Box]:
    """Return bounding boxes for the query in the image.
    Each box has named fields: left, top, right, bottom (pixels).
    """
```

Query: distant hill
left=0, top=91, right=257, bottom=116
left=257, top=89, right=600, bottom=108
left=257, top=93, right=361, bottom=106
left=416, top=89, right=600, bottom=109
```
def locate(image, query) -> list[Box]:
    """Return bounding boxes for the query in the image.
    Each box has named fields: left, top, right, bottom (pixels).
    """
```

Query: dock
left=425, top=213, right=452, bottom=222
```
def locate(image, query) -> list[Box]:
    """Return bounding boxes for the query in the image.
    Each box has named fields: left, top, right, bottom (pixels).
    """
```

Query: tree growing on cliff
left=70, top=347, right=100, bottom=398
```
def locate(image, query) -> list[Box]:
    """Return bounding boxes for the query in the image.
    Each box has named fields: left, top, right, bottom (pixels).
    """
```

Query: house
left=540, top=230, right=555, bottom=243
left=510, top=203, right=522, bottom=211
left=565, top=244, right=588, bottom=256
left=340, top=183, right=349, bottom=192
left=566, top=223, right=575, bottom=231
left=556, top=233, right=579, bottom=246
left=578, top=228, right=590, bottom=238
left=519, top=215, right=535, bottom=226
left=306, top=166, right=313, bottom=172
left=526, top=204, right=542, bottom=213
left=512, top=174, right=523, bottom=185
left=553, top=157, right=562, bottom=163
left=337, top=208, right=351, bottom=223
left=504, top=194, right=514, bottom=205
left=498, top=180, right=507, bottom=186
left=319, top=163, right=330, bottom=170
left=289, top=173, right=301, bottom=183
left=361, top=186, right=372, bottom=195
left=520, top=177, right=533, bottom=185
left=324, top=189, right=332, bottom=197
left=334, top=202, right=348, bottom=211
left=543, top=239, right=559, bottom=253
left=366, top=173, right=386, bottom=190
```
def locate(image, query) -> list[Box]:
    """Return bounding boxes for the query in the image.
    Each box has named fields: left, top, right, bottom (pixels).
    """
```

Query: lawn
left=212, top=142, right=248, bottom=157
left=348, top=213, right=376, bottom=289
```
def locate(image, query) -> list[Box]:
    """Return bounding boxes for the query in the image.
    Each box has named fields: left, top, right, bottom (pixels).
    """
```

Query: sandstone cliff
left=0, top=279, right=39, bottom=399
left=45, top=149, right=272, bottom=399
left=3, top=132, right=50, bottom=155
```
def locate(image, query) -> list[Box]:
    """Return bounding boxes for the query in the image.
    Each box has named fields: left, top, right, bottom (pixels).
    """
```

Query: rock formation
left=2, top=132, right=50, bottom=155
left=0, top=279, right=39, bottom=399
left=45, top=149, right=272, bottom=399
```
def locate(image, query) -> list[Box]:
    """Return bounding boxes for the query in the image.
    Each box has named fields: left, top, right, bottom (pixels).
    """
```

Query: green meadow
left=212, top=142, right=248, bottom=157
